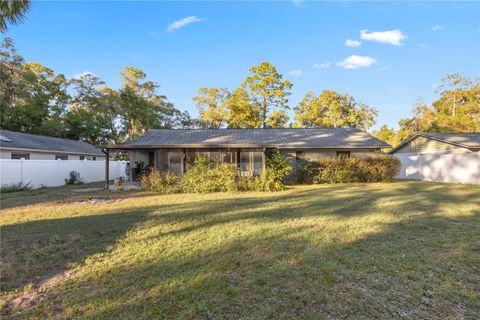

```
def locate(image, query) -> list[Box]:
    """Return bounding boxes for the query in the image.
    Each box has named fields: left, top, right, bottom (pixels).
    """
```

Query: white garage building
left=390, top=133, right=480, bottom=184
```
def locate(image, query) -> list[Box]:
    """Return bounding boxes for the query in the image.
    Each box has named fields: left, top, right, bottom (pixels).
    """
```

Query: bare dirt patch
left=1, top=270, right=77, bottom=316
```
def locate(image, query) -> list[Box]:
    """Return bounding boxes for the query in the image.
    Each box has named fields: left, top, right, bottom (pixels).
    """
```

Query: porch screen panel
left=168, top=151, right=183, bottom=175
left=252, top=151, right=263, bottom=174
left=222, top=151, right=235, bottom=164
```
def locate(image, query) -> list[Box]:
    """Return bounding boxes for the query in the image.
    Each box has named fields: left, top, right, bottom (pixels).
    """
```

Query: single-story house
left=390, top=132, right=480, bottom=184
left=103, top=128, right=390, bottom=182
left=0, top=130, right=105, bottom=160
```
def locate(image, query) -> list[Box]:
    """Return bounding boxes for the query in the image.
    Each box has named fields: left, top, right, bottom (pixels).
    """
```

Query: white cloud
left=288, top=69, right=303, bottom=77
left=360, top=29, right=407, bottom=46
left=313, top=62, right=331, bottom=69
left=345, top=39, right=361, bottom=47
left=72, top=71, right=94, bottom=79
left=337, top=55, right=376, bottom=69
left=431, top=24, right=445, bottom=31
left=167, top=16, right=204, bottom=32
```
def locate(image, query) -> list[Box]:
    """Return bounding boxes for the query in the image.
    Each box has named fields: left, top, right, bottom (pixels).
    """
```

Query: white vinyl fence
left=395, top=152, right=480, bottom=184
left=0, top=159, right=128, bottom=188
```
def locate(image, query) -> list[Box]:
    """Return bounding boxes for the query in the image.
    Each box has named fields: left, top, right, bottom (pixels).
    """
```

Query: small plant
left=64, top=171, right=84, bottom=185
left=0, top=182, right=31, bottom=193
left=139, top=169, right=180, bottom=194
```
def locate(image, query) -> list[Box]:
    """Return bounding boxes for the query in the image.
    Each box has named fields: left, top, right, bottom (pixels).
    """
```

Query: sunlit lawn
left=1, top=181, right=479, bottom=319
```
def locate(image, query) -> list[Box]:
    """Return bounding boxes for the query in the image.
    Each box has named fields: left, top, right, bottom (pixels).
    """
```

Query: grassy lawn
left=1, top=181, right=479, bottom=319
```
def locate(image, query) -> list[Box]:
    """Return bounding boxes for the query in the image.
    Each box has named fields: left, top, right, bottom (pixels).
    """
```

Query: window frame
left=11, top=153, right=30, bottom=160
left=336, top=151, right=351, bottom=159
left=55, top=155, right=68, bottom=160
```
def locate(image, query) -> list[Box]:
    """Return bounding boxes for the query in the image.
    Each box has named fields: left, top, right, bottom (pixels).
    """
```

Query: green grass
left=1, top=181, right=479, bottom=319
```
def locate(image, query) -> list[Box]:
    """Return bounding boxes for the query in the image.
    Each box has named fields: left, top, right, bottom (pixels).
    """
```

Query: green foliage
left=298, top=156, right=400, bottom=184
left=0, top=0, right=31, bottom=31
left=0, top=38, right=192, bottom=143
left=192, top=87, right=230, bottom=129
left=64, top=171, right=84, bottom=185
left=0, top=182, right=31, bottom=193
left=293, top=90, right=377, bottom=130
left=226, top=86, right=261, bottom=128
left=376, top=73, right=480, bottom=149
left=263, top=150, right=293, bottom=191
left=243, top=62, right=293, bottom=128
left=181, top=156, right=237, bottom=193
left=139, top=169, right=180, bottom=194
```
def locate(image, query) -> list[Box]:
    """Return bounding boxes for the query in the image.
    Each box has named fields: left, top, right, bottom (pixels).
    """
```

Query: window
left=80, top=156, right=85, bottom=160
left=11, top=153, right=29, bottom=160
left=336, top=151, right=351, bottom=159
left=221, top=151, right=236, bottom=164
left=295, top=151, right=305, bottom=160
left=92, top=156, right=96, bottom=161
left=168, top=151, right=183, bottom=175
left=55, top=155, right=68, bottom=160
left=240, top=150, right=264, bottom=176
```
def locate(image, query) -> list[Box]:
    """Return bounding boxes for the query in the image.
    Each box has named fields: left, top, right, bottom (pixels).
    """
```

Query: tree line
left=373, top=73, right=480, bottom=148
left=1, top=36, right=478, bottom=147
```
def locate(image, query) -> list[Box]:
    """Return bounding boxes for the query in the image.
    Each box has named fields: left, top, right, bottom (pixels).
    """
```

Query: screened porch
left=128, top=148, right=266, bottom=181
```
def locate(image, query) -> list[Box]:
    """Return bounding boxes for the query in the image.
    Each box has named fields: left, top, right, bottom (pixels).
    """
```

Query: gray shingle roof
left=422, top=133, right=480, bottom=148
left=0, top=130, right=104, bottom=155
left=124, top=128, right=390, bottom=149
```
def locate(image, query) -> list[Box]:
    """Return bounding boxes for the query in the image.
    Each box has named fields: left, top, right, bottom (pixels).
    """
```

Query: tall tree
left=0, top=0, right=31, bottom=31
left=117, top=66, right=178, bottom=139
left=64, top=73, right=118, bottom=144
left=293, top=90, right=377, bottom=130
left=1, top=39, right=69, bottom=136
left=226, top=86, right=261, bottom=128
left=243, top=62, right=292, bottom=128
left=192, top=87, right=229, bottom=129
left=372, top=125, right=397, bottom=150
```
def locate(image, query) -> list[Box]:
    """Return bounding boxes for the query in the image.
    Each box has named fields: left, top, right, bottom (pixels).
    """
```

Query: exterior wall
left=293, top=148, right=381, bottom=161
left=394, top=136, right=470, bottom=155
left=0, top=159, right=127, bottom=188
left=395, top=152, right=480, bottom=184
left=0, top=149, right=104, bottom=160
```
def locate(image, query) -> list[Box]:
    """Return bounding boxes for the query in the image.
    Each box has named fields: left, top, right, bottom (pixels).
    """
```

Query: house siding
left=394, top=136, right=470, bottom=155
left=1, top=149, right=104, bottom=160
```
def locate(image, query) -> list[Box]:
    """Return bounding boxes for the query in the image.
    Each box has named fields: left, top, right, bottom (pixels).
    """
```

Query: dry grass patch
left=1, top=181, right=479, bottom=319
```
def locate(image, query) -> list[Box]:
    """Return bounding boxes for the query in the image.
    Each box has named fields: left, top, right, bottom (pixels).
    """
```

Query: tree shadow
left=26, top=212, right=479, bottom=319
left=1, top=210, right=149, bottom=293
left=2, top=181, right=479, bottom=318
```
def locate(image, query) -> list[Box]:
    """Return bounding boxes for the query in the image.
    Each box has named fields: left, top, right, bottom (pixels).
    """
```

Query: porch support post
left=262, top=148, right=266, bottom=172
left=103, top=148, right=110, bottom=189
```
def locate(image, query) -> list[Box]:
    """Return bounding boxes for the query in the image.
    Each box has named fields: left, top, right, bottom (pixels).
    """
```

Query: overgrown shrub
left=181, top=156, right=237, bottom=193
left=299, top=156, right=400, bottom=184
left=259, top=150, right=293, bottom=191
left=0, top=182, right=31, bottom=193
left=139, top=169, right=180, bottom=193
left=64, top=171, right=84, bottom=185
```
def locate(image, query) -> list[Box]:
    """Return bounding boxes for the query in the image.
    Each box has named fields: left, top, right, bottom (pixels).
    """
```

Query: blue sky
left=5, top=1, right=480, bottom=130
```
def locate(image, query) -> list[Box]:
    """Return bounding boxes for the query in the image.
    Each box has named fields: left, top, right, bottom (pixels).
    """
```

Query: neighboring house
left=390, top=132, right=480, bottom=184
left=0, top=130, right=105, bottom=160
left=104, top=128, right=390, bottom=182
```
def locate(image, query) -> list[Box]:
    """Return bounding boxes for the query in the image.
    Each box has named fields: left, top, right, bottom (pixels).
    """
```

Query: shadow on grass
left=32, top=213, right=480, bottom=319
left=2, top=181, right=479, bottom=318
left=0, top=210, right=150, bottom=293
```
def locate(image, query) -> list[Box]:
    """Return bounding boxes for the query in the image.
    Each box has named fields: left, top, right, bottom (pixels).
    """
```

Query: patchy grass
left=1, top=181, right=479, bottom=319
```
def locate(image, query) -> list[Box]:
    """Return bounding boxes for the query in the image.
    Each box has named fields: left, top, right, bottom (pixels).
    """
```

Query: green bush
left=65, top=171, right=84, bottom=185
left=138, top=151, right=292, bottom=194
left=0, top=182, right=31, bottom=193
left=139, top=169, right=180, bottom=193
left=299, top=156, right=400, bottom=184
left=259, top=150, right=292, bottom=191
left=181, top=156, right=237, bottom=193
